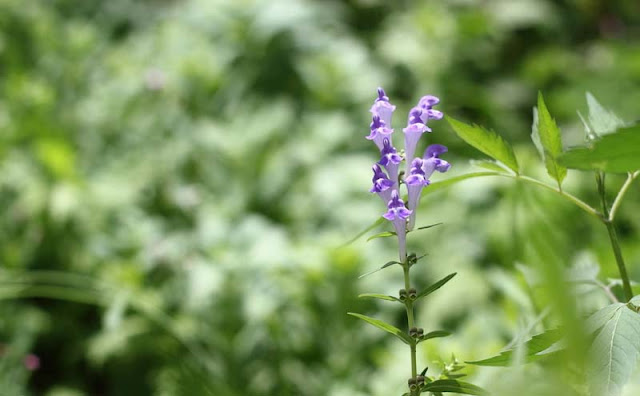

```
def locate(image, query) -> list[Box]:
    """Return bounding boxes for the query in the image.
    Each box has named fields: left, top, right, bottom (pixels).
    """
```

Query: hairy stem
left=596, top=173, right=633, bottom=301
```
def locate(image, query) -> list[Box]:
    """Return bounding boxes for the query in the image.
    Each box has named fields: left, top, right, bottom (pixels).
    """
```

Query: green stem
left=403, top=264, right=418, bottom=395
left=609, top=171, right=639, bottom=222
left=511, top=175, right=602, bottom=221
left=596, top=173, right=633, bottom=302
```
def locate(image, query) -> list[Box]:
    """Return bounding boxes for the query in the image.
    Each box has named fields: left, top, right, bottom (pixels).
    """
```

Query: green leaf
left=421, top=379, right=489, bottom=395
left=343, top=217, right=385, bottom=246
left=421, top=172, right=500, bottom=198
left=367, top=231, right=395, bottom=241
left=467, top=328, right=564, bottom=366
left=347, top=313, right=413, bottom=345
left=533, top=93, right=567, bottom=185
left=358, top=293, right=400, bottom=302
left=557, top=124, right=640, bottom=173
left=416, top=273, right=457, bottom=300
left=470, top=159, right=511, bottom=173
left=446, top=116, right=519, bottom=174
left=587, top=304, right=640, bottom=396
left=418, top=330, right=451, bottom=344
left=358, top=261, right=400, bottom=279
left=586, top=92, right=625, bottom=136
left=415, top=223, right=443, bottom=231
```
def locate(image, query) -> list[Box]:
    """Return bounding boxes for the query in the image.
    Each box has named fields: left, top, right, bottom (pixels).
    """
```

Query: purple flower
left=416, top=95, right=444, bottom=124
left=366, top=114, right=394, bottom=151
left=378, top=138, right=402, bottom=190
left=405, top=158, right=431, bottom=230
left=370, top=164, right=394, bottom=204
left=370, top=87, right=396, bottom=128
left=403, top=108, right=430, bottom=164
left=422, top=144, right=451, bottom=179
left=382, top=190, right=411, bottom=260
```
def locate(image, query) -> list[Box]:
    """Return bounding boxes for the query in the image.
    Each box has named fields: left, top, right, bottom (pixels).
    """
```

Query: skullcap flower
left=370, top=87, right=396, bottom=128
left=366, top=114, right=394, bottom=151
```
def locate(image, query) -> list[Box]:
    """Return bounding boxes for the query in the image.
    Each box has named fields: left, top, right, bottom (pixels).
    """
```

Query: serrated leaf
left=421, top=379, right=489, bottom=395
left=470, top=159, right=511, bottom=173
left=533, top=93, right=567, bottom=185
left=586, top=92, right=625, bottom=136
left=358, top=293, right=400, bottom=302
left=557, top=124, right=640, bottom=173
left=358, top=261, right=400, bottom=279
left=447, top=116, right=519, bottom=174
left=587, top=304, right=640, bottom=396
left=418, top=330, right=451, bottom=344
left=367, top=231, right=395, bottom=241
left=467, top=328, right=564, bottom=366
left=347, top=313, right=413, bottom=345
left=416, top=273, right=457, bottom=300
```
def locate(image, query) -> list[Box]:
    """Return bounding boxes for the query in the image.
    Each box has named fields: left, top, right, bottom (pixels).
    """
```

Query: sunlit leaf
left=347, top=313, right=413, bottom=345
left=446, top=116, right=519, bottom=174
left=467, top=328, right=564, bottom=366
left=587, top=303, right=640, bottom=396
left=533, top=93, right=566, bottom=185
left=420, top=172, right=500, bottom=199
left=470, top=159, right=511, bottom=173
left=416, top=273, right=457, bottom=300
left=557, top=124, right=640, bottom=173
left=586, top=92, right=625, bottom=136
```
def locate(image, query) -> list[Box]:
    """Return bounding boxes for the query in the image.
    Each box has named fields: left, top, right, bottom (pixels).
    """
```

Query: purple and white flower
left=405, top=158, right=431, bottom=230
left=370, top=87, right=396, bottom=128
left=366, top=114, right=394, bottom=151
left=403, top=108, right=430, bottom=164
left=370, top=164, right=394, bottom=204
left=378, top=138, right=402, bottom=190
left=422, top=144, right=451, bottom=179
left=382, top=190, right=412, bottom=260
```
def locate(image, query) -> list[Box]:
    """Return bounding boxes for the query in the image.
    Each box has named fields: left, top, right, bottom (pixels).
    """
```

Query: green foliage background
left=1, top=0, right=639, bottom=395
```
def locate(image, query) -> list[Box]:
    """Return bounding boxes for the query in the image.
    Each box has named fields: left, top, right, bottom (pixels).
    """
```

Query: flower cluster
left=368, top=88, right=450, bottom=260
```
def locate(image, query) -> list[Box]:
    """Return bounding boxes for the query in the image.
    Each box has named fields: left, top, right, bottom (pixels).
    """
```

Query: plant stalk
left=403, top=263, right=418, bottom=395
left=596, top=173, right=633, bottom=301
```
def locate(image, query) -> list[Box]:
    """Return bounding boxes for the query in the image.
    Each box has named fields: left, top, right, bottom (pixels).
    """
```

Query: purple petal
left=425, top=144, right=448, bottom=158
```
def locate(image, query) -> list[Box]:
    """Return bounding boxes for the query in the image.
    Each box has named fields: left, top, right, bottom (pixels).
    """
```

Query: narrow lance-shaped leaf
left=533, top=93, right=567, bottom=185
left=421, top=172, right=500, bottom=199
left=446, top=116, right=519, bottom=174
left=422, top=379, right=489, bottom=396
left=587, top=304, right=640, bottom=396
left=467, top=328, right=564, bottom=366
left=358, top=260, right=400, bottom=279
left=416, top=273, right=457, bottom=300
left=347, top=313, right=414, bottom=345
left=358, top=293, right=400, bottom=302
left=418, top=330, right=451, bottom=344
left=557, top=124, right=640, bottom=173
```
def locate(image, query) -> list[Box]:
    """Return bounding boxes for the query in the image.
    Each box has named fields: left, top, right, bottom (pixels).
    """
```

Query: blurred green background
left=1, top=0, right=640, bottom=395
